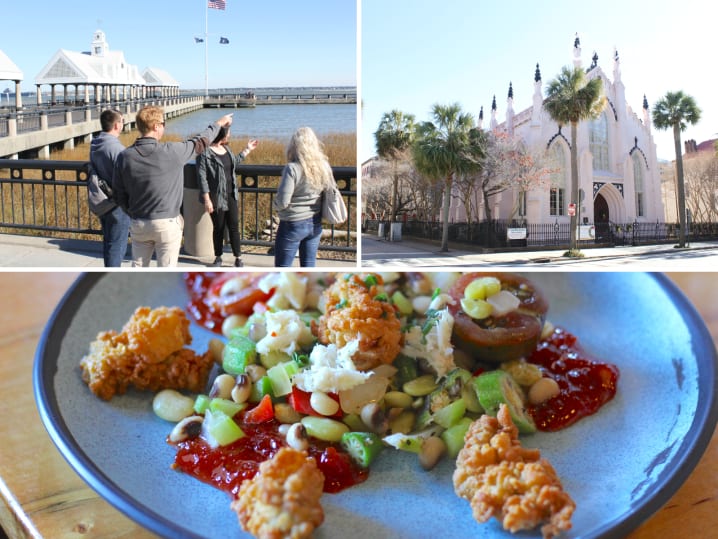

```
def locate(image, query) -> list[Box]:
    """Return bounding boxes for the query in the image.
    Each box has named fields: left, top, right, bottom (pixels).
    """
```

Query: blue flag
left=194, top=37, right=204, bottom=43
left=219, top=37, right=229, bottom=44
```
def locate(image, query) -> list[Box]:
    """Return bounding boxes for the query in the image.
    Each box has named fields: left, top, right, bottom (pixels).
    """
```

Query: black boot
left=234, top=257, right=243, bottom=267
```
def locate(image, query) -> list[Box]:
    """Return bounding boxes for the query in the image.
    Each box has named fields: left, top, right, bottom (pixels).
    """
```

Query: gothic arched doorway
left=594, top=193, right=610, bottom=241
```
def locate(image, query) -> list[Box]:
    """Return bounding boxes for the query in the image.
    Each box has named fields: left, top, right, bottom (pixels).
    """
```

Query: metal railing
left=364, top=218, right=718, bottom=249
left=0, top=159, right=357, bottom=255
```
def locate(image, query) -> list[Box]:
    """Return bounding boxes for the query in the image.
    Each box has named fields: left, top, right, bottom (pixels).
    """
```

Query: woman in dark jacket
left=196, top=127, right=258, bottom=267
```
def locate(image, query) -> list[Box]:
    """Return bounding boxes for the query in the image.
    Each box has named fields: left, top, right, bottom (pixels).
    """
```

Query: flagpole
left=204, top=2, right=209, bottom=97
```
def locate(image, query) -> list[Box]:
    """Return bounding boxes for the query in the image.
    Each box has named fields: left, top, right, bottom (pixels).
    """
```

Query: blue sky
left=361, top=0, right=715, bottom=161
left=1, top=0, right=356, bottom=91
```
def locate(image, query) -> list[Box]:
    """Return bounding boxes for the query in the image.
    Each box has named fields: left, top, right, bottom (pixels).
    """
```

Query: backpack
left=321, top=183, right=348, bottom=225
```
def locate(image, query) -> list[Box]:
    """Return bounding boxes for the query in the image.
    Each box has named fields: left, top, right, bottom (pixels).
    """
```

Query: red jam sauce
left=172, top=418, right=367, bottom=498
left=526, top=327, right=619, bottom=431
left=184, top=272, right=226, bottom=333
left=183, top=272, right=272, bottom=334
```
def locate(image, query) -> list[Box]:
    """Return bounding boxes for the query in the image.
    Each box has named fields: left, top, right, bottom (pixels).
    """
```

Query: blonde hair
left=136, top=106, right=164, bottom=135
left=286, top=127, right=334, bottom=190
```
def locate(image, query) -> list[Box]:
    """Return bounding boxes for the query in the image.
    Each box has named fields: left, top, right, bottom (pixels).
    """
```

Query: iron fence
left=364, top=218, right=718, bottom=249
left=0, top=159, right=357, bottom=254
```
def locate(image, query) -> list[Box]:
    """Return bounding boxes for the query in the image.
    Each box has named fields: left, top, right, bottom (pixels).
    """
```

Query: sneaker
left=234, top=257, right=244, bottom=267
left=212, top=256, right=222, bottom=267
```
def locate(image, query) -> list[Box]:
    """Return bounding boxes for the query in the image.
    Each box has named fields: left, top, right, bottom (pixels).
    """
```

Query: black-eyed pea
left=169, top=415, right=204, bottom=443
left=231, top=374, right=252, bottom=404
left=360, top=402, right=388, bottom=434
left=209, top=373, right=235, bottom=400
left=419, top=435, right=447, bottom=471
left=286, top=422, right=309, bottom=451
left=245, top=364, right=267, bottom=383
left=528, top=377, right=561, bottom=405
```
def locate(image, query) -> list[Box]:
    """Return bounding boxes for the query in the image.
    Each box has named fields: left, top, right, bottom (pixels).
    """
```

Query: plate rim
left=32, top=272, right=718, bottom=539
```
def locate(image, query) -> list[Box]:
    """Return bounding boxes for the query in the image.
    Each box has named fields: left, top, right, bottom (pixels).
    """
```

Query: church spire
left=534, top=62, right=541, bottom=83
left=506, top=83, right=515, bottom=136
left=490, top=95, right=498, bottom=131
left=478, top=106, right=484, bottom=129
left=532, top=63, right=543, bottom=127
left=613, top=47, right=622, bottom=82
left=573, top=33, right=582, bottom=69
left=642, top=94, right=651, bottom=129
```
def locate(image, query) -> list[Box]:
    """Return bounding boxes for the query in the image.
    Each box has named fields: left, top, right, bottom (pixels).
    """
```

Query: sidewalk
left=361, top=233, right=718, bottom=269
left=0, top=233, right=355, bottom=268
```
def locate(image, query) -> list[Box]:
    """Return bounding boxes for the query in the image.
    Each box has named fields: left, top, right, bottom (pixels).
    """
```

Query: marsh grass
left=0, top=131, right=357, bottom=259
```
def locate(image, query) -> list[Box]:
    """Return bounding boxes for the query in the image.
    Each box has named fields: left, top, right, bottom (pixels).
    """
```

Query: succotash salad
left=151, top=271, right=618, bottom=537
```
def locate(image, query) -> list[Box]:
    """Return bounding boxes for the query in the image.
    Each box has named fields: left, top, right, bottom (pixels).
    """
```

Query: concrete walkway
left=0, top=233, right=355, bottom=268
left=361, top=233, right=718, bottom=269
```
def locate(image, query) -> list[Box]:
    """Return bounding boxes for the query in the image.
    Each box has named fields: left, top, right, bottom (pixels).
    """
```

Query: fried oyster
left=453, top=404, right=575, bottom=539
left=232, top=447, right=325, bottom=539
left=315, top=273, right=402, bottom=371
left=80, top=306, right=214, bottom=400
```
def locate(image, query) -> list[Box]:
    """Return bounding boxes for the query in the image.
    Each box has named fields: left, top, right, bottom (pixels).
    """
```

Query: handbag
left=87, top=172, right=116, bottom=216
left=321, top=183, right=348, bottom=225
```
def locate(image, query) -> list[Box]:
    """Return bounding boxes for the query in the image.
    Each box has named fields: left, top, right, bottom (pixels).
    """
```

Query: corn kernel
left=464, top=277, right=501, bottom=300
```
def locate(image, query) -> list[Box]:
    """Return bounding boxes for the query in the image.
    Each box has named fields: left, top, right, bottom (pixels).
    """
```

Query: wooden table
left=0, top=272, right=715, bottom=539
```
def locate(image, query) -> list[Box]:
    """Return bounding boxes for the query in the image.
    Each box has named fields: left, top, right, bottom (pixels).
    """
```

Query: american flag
left=208, top=0, right=226, bottom=10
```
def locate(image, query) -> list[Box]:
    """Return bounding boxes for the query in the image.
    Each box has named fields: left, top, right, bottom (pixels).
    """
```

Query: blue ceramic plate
left=34, top=272, right=718, bottom=539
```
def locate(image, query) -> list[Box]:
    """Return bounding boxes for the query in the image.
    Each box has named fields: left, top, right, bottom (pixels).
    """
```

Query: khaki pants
left=129, top=215, right=184, bottom=267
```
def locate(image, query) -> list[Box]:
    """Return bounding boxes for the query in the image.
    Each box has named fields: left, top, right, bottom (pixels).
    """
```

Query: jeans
left=274, top=214, right=322, bottom=267
left=99, top=205, right=130, bottom=267
left=211, top=200, right=241, bottom=257
left=130, top=215, right=184, bottom=267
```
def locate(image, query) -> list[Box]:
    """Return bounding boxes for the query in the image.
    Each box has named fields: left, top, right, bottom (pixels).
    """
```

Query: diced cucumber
left=202, top=409, right=245, bottom=447
left=442, top=417, right=473, bottom=457
left=259, top=350, right=291, bottom=369
left=433, top=398, right=466, bottom=429
left=391, top=290, right=413, bottom=316
left=193, top=394, right=211, bottom=414
left=209, top=398, right=247, bottom=418
left=267, top=362, right=293, bottom=397
left=222, top=335, right=256, bottom=375
left=249, top=375, right=275, bottom=403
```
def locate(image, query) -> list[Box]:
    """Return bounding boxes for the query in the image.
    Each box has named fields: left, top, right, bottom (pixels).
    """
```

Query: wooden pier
left=203, top=92, right=357, bottom=108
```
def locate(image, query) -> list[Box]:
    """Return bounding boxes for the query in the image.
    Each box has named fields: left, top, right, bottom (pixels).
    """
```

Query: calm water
left=165, top=103, right=356, bottom=142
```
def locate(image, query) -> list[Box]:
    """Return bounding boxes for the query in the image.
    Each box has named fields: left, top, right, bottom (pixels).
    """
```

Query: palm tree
left=544, top=66, right=604, bottom=254
left=374, top=110, right=416, bottom=228
left=412, top=103, right=485, bottom=252
left=652, top=91, right=702, bottom=248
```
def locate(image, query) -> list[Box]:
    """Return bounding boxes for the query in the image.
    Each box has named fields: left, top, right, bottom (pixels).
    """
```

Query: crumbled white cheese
left=402, top=308, right=456, bottom=377
left=428, top=292, right=454, bottom=311
left=258, top=273, right=307, bottom=311
left=292, top=340, right=371, bottom=393
left=255, top=310, right=313, bottom=356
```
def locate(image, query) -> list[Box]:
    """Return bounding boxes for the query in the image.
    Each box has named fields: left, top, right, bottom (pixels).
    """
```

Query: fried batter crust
left=315, top=274, right=402, bottom=370
left=453, top=405, right=575, bottom=539
left=232, top=447, right=325, bottom=539
left=79, top=306, right=214, bottom=400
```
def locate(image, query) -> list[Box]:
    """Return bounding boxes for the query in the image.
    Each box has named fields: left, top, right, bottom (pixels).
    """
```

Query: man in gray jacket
left=89, top=109, right=129, bottom=267
left=113, top=105, right=233, bottom=267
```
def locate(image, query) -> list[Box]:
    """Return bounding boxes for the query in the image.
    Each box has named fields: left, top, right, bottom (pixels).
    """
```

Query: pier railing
left=0, top=159, right=357, bottom=256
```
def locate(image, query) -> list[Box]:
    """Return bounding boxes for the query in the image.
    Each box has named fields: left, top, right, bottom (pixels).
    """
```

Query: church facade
left=456, top=35, right=664, bottom=234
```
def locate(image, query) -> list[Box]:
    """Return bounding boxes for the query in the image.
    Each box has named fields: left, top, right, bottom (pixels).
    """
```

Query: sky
left=0, top=0, right=356, bottom=91
left=361, top=0, right=716, bottom=162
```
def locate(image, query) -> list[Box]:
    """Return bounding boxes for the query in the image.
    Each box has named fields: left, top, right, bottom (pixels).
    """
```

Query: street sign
left=568, top=203, right=576, bottom=216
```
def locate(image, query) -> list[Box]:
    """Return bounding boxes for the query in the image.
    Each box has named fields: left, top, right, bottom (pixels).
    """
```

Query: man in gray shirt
left=89, top=109, right=129, bottom=267
left=113, top=105, right=233, bottom=267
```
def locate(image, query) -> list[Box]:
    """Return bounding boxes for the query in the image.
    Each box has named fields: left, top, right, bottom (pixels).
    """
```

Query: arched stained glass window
left=589, top=112, right=609, bottom=171
left=633, top=152, right=644, bottom=217
left=548, top=142, right=567, bottom=216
